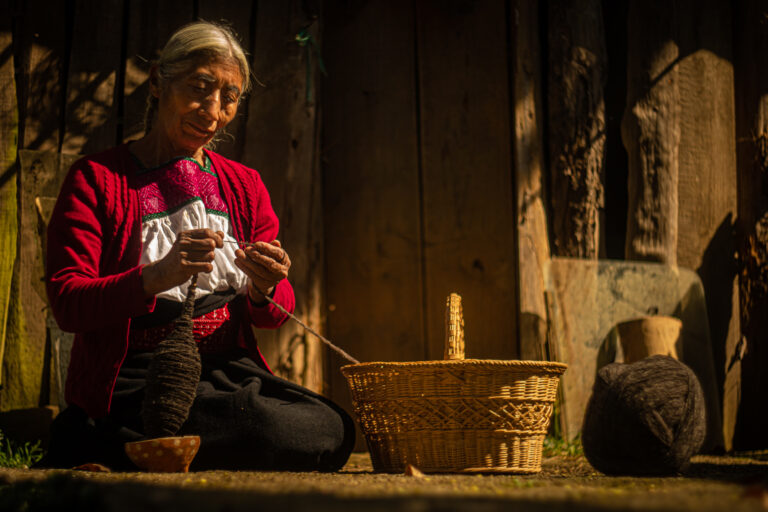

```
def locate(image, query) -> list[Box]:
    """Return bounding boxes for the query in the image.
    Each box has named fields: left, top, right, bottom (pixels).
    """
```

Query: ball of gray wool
left=581, top=355, right=706, bottom=476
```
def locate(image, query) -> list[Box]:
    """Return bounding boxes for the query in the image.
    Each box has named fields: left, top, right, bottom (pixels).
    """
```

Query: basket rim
left=341, top=359, right=567, bottom=374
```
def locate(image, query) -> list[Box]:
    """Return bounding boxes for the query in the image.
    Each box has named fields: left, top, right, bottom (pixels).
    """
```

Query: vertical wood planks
left=5, top=0, right=69, bottom=410
left=322, top=0, right=423, bottom=401
left=16, top=0, right=67, bottom=151
left=0, top=0, right=19, bottom=391
left=242, top=0, right=325, bottom=391
left=674, top=0, right=734, bottom=451
left=62, top=0, right=125, bottom=154
left=123, top=0, right=194, bottom=142
left=510, top=0, right=551, bottom=362
left=733, top=0, right=768, bottom=451
left=5, top=151, right=78, bottom=410
left=197, top=0, right=254, bottom=162
left=417, top=0, right=517, bottom=360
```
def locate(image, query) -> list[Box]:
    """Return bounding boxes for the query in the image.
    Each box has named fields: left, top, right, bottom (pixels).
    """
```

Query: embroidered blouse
left=129, top=154, right=256, bottom=353
left=134, top=154, right=250, bottom=301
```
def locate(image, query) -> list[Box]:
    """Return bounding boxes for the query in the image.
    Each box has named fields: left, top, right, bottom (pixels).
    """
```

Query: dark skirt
left=41, top=350, right=355, bottom=472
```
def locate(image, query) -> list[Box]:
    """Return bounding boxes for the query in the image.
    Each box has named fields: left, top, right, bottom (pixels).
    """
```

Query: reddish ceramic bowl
left=125, top=436, right=201, bottom=473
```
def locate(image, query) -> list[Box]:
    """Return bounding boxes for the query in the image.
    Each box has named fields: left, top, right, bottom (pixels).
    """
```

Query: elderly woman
left=41, top=21, right=354, bottom=471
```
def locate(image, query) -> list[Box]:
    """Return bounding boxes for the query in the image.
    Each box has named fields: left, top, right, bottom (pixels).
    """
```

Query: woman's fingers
left=247, top=241, right=291, bottom=268
left=178, top=230, right=223, bottom=250
left=233, top=241, right=291, bottom=302
left=181, top=227, right=225, bottom=246
left=179, top=261, right=214, bottom=274
left=234, top=246, right=289, bottom=287
left=234, top=258, right=277, bottom=296
left=243, top=247, right=290, bottom=276
left=144, top=229, right=225, bottom=296
left=235, top=255, right=286, bottom=282
left=175, top=229, right=225, bottom=267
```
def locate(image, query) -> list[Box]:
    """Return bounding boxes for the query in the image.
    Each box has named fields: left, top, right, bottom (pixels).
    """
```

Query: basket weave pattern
left=342, top=359, right=566, bottom=473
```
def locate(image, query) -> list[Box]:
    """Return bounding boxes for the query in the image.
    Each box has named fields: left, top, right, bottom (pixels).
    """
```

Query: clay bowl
left=125, top=436, right=200, bottom=473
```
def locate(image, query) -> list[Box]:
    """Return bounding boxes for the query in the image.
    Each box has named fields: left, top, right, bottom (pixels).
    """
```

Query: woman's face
left=151, top=57, right=243, bottom=155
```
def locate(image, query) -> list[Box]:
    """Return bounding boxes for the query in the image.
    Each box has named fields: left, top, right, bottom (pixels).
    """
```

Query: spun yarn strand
left=142, top=275, right=202, bottom=438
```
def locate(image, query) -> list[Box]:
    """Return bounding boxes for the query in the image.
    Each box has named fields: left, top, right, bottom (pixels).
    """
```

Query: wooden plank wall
left=243, top=1, right=325, bottom=391
left=322, top=0, right=425, bottom=411
left=322, top=0, right=522, bottom=431
left=674, top=0, right=738, bottom=451
left=2, top=0, right=764, bottom=451
left=416, top=1, right=517, bottom=361
left=512, top=0, right=550, bottom=362
left=733, top=0, right=768, bottom=451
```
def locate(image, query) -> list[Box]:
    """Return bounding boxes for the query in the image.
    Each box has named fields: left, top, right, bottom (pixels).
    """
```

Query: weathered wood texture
left=123, top=0, right=194, bottom=141
left=197, top=0, right=254, bottom=162
left=16, top=0, right=67, bottom=151
left=511, top=0, right=550, bottom=361
left=2, top=152, right=78, bottom=411
left=547, top=0, right=606, bottom=259
left=622, top=0, right=680, bottom=265
left=417, top=0, right=517, bottom=360
left=0, top=0, right=19, bottom=393
left=734, top=0, right=768, bottom=451
left=2, top=0, right=752, bottom=450
left=242, top=0, right=324, bottom=392
left=62, top=0, right=124, bottom=154
left=322, top=0, right=423, bottom=446
left=673, top=0, right=735, bottom=451
left=3, top=0, right=69, bottom=411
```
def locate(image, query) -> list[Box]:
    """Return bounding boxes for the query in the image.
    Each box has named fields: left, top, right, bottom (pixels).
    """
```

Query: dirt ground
left=1, top=452, right=767, bottom=512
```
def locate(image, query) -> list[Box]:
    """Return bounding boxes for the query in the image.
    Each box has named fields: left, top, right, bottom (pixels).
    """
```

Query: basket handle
left=444, top=293, right=465, bottom=360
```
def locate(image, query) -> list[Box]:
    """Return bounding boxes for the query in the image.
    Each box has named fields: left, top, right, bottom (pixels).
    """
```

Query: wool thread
left=582, top=355, right=706, bottom=476
left=142, top=275, right=202, bottom=438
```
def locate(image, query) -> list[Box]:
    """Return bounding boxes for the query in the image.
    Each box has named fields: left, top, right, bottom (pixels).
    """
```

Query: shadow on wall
left=696, top=214, right=737, bottom=410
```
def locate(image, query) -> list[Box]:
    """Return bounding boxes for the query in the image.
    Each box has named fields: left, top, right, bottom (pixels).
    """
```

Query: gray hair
left=143, top=21, right=251, bottom=135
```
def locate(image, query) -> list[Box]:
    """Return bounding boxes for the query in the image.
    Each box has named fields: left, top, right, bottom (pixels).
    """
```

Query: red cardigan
left=46, top=144, right=295, bottom=418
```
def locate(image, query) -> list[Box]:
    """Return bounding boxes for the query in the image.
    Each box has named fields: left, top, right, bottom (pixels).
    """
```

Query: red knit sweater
left=46, top=144, right=295, bottom=418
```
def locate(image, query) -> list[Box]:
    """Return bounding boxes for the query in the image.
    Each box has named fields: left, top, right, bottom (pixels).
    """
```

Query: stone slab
left=547, top=257, right=723, bottom=450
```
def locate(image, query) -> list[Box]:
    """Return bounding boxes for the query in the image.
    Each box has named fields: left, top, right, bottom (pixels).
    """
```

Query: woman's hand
left=234, top=240, right=291, bottom=304
left=142, top=228, right=225, bottom=297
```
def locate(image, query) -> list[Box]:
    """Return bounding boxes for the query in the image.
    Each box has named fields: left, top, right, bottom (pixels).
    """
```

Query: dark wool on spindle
left=581, top=355, right=706, bottom=476
left=142, top=277, right=202, bottom=438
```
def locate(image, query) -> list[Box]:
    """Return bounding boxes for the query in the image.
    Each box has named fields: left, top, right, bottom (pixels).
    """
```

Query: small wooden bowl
left=125, top=436, right=200, bottom=473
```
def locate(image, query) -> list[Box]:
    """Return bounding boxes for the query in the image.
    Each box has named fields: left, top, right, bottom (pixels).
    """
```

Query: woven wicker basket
left=341, top=294, right=567, bottom=473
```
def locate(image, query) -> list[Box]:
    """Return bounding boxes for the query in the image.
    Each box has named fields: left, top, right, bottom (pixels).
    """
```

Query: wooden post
left=0, top=0, right=18, bottom=395
left=547, top=0, right=606, bottom=259
left=242, top=0, right=325, bottom=392
left=622, top=0, right=679, bottom=265
left=3, top=0, right=69, bottom=410
left=10, top=151, right=79, bottom=411
left=511, top=0, right=551, bottom=360
left=734, top=0, right=768, bottom=451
